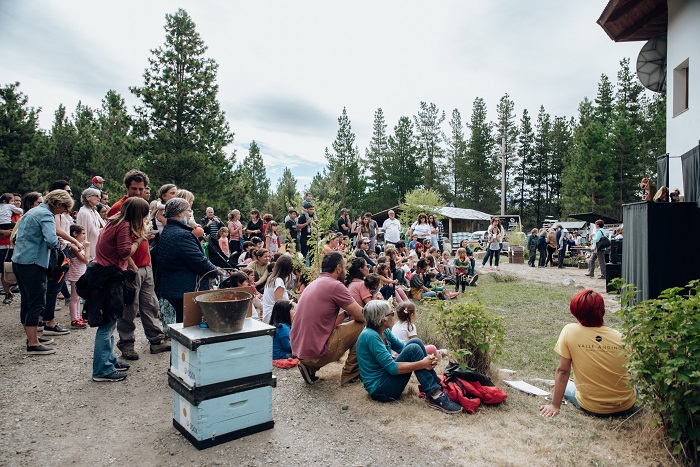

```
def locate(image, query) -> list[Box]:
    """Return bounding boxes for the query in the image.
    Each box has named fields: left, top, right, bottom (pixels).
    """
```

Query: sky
left=0, top=1, right=647, bottom=191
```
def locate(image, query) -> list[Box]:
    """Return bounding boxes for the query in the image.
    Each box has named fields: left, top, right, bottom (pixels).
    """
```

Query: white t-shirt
left=262, top=277, right=288, bottom=324
left=383, top=218, right=401, bottom=243
left=411, top=222, right=431, bottom=239
left=391, top=320, right=417, bottom=344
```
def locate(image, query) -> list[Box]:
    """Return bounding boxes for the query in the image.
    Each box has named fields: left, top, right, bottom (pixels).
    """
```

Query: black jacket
left=76, top=262, right=135, bottom=327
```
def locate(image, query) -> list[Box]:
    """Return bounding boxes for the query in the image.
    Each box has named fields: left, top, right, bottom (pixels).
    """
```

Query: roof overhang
left=568, top=212, right=622, bottom=225
left=597, top=0, right=667, bottom=42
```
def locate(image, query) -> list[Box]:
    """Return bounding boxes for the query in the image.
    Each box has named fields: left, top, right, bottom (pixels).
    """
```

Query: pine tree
left=611, top=57, right=647, bottom=216
left=48, top=104, right=78, bottom=184
left=95, top=90, right=139, bottom=186
left=562, top=99, right=615, bottom=215
left=130, top=8, right=234, bottom=213
left=446, top=108, right=467, bottom=203
left=244, top=140, right=270, bottom=209
left=513, top=109, right=535, bottom=223
left=387, top=116, right=420, bottom=202
left=464, top=97, right=498, bottom=213
left=327, top=107, right=365, bottom=211
left=364, top=108, right=394, bottom=211
left=0, top=82, right=46, bottom=193
left=413, top=102, right=446, bottom=195
left=530, top=106, right=552, bottom=225
left=265, top=167, right=299, bottom=221
left=494, top=94, right=519, bottom=212
left=548, top=116, right=572, bottom=219
left=594, top=74, right=615, bottom=127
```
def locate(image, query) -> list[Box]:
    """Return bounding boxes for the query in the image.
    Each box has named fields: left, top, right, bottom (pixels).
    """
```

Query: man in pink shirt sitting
left=290, top=252, right=365, bottom=385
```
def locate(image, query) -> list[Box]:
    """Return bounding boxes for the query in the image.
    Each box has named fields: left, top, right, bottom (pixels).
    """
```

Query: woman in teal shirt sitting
left=355, top=301, right=462, bottom=413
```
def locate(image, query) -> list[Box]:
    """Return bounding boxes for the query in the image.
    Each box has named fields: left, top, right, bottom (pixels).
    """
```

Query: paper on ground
left=502, top=380, right=550, bottom=396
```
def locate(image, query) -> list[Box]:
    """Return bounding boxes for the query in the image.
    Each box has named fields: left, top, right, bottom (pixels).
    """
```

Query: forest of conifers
left=0, top=9, right=665, bottom=228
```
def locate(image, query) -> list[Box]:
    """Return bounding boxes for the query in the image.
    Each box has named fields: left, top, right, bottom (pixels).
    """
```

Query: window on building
left=673, top=59, right=689, bottom=117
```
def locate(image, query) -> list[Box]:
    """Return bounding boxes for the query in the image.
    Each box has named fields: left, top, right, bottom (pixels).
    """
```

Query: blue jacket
left=158, top=220, right=217, bottom=300
left=12, top=204, right=60, bottom=268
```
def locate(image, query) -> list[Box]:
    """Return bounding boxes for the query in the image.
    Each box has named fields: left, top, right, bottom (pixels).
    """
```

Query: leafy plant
left=617, top=279, right=700, bottom=464
left=425, top=297, right=505, bottom=375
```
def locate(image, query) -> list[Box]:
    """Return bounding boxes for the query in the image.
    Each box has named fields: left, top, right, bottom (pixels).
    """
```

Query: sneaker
left=121, top=349, right=139, bottom=361
left=71, top=319, right=88, bottom=329
left=426, top=392, right=463, bottom=414
left=37, top=322, right=44, bottom=332
left=10, top=285, right=19, bottom=294
left=598, top=275, right=606, bottom=279
left=114, top=361, right=130, bottom=371
left=3, top=293, right=13, bottom=304
left=298, top=361, right=318, bottom=385
left=64, top=298, right=70, bottom=306
left=92, top=371, right=127, bottom=382
left=26, top=344, right=56, bottom=355
left=150, top=340, right=171, bottom=354
left=43, top=324, right=70, bottom=336
left=27, top=337, right=55, bottom=345
left=469, top=274, right=479, bottom=287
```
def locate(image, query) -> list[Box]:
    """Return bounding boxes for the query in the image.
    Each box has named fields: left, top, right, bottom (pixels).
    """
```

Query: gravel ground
left=0, top=262, right=662, bottom=466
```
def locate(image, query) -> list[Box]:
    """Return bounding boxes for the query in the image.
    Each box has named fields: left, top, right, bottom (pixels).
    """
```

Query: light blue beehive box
left=168, top=320, right=276, bottom=450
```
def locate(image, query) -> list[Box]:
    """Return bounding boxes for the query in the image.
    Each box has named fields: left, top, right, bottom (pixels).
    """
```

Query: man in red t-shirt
left=109, top=169, right=170, bottom=359
left=290, top=252, right=364, bottom=385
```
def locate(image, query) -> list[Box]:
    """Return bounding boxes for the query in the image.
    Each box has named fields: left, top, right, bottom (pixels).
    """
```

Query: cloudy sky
left=0, top=1, right=645, bottom=190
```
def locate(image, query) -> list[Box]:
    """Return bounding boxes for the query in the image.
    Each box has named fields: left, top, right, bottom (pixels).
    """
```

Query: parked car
left=470, top=230, right=488, bottom=245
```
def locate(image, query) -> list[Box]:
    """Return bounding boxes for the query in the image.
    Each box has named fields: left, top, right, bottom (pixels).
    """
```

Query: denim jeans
left=93, top=319, right=119, bottom=378
left=421, top=291, right=436, bottom=298
left=371, top=338, right=441, bottom=402
left=13, top=262, right=48, bottom=326
left=564, top=380, right=581, bottom=408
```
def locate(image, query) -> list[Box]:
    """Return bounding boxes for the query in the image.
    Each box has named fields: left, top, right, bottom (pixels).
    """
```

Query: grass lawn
left=416, top=272, right=623, bottom=378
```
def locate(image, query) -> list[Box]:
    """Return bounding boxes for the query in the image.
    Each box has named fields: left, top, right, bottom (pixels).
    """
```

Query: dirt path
left=0, top=263, right=667, bottom=466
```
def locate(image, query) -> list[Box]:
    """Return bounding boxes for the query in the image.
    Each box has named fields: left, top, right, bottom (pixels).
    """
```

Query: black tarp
left=622, top=201, right=700, bottom=303
left=657, top=153, right=669, bottom=188
left=568, top=212, right=622, bottom=225
left=681, top=143, right=700, bottom=205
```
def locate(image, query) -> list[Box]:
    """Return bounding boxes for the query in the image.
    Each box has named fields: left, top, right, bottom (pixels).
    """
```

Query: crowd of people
left=1, top=168, right=637, bottom=418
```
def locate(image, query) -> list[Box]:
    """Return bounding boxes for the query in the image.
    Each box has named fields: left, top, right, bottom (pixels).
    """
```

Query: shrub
left=424, top=297, right=505, bottom=375
left=618, top=280, right=700, bottom=464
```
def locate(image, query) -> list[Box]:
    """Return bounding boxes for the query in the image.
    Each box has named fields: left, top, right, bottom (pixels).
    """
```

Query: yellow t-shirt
left=554, top=323, right=636, bottom=414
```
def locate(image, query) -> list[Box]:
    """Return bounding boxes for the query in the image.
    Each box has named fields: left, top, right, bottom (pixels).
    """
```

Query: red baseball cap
left=92, top=176, right=106, bottom=184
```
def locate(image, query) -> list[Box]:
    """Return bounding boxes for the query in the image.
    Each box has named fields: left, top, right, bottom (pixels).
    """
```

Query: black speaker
left=610, top=239, right=623, bottom=264
left=605, top=263, right=622, bottom=293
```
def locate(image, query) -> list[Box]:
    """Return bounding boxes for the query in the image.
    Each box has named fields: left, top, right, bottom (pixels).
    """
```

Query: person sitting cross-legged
left=356, top=300, right=462, bottom=413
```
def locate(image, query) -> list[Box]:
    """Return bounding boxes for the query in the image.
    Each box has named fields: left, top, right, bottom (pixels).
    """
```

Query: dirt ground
left=0, top=263, right=671, bottom=466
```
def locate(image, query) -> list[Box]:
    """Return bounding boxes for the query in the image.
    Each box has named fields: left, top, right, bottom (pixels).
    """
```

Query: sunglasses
left=362, top=242, right=370, bottom=244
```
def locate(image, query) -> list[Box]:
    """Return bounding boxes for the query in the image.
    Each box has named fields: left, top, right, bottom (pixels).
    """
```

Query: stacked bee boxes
left=168, top=319, right=276, bottom=450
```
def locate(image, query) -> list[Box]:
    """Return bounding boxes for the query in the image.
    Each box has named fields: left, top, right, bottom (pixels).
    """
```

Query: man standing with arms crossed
left=109, top=169, right=170, bottom=359
left=382, top=210, right=401, bottom=248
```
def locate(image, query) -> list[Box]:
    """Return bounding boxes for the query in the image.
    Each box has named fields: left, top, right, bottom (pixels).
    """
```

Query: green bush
left=618, top=280, right=700, bottom=464
left=424, top=297, right=505, bottom=375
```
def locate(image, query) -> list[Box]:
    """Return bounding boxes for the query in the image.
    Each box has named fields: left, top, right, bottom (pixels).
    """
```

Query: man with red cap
left=90, top=176, right=106, bottom=194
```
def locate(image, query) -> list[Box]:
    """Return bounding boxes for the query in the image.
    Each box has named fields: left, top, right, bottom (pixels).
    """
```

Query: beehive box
left=167, top=320, right=276, bottom=449
left=168, top=320, right=274, bottom=388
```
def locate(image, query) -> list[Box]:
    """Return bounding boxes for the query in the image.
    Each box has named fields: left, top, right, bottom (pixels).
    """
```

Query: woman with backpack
left=585, top=219, right=608, bottom=279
